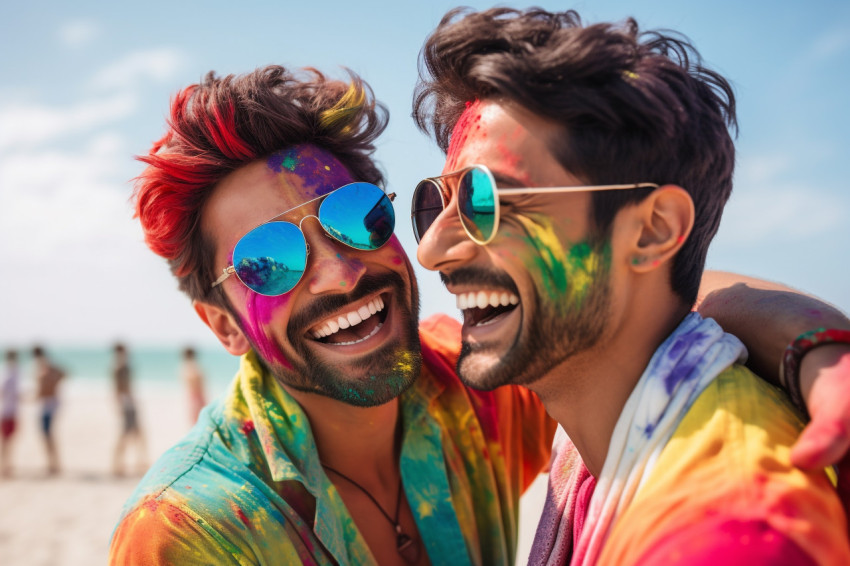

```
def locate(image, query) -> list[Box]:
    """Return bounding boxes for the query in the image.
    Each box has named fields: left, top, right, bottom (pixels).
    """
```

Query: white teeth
left=454, top=290, right=520, bottom=310
left=311, top=296, right=386, bottom=341
left=347, top=311, right=362, bottom=326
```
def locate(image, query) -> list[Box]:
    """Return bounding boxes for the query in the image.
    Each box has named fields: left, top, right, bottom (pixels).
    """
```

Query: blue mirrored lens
left=232, top=222, right=307, bottom=296
left=320, top=182, right=395, bottom=250
left=458, top=167, right=496, bottom=243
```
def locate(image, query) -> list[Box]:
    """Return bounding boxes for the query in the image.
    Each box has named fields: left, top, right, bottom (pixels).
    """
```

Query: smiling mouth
left=456, top=290, right=520, bottom=327
left=309, top=294, right=389, bottom=345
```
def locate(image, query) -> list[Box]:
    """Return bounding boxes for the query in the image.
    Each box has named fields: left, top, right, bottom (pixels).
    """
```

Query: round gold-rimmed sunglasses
left=411, top=164, right=658, bottom=245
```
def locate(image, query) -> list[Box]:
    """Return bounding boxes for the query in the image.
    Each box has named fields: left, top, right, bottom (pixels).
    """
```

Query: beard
left=246, top=270, right=423, bottom=407
left=454, top=247, right=612, bottom=391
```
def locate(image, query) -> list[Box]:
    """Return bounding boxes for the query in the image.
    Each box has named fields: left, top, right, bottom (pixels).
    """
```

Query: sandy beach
left=0, top=381, right=192, bottom=565
left=0, top=379, right=548, bottom=565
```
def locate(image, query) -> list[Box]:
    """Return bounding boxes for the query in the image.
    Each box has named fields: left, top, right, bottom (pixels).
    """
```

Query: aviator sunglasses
left=212, top=182, right=396, bottom=296
left=411, top=164, right=658, bottom=245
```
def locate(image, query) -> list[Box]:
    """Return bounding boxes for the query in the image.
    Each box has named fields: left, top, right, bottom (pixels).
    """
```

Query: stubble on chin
left=457, top=276, right=611, bottom=391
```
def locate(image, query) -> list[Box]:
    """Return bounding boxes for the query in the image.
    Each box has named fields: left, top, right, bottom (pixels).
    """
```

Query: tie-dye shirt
left=109, top=315, right=555, bottom=565
left=532, top=365, right=849, bottom=565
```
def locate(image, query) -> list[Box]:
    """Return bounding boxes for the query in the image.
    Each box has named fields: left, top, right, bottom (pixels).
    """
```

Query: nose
left=416, top=199, right=478, bottom=274
left=300, top=217, right=367, bottom=294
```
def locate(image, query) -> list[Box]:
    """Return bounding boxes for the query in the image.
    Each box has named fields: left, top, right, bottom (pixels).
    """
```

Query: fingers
left=791, top=418, right=850, bottom=470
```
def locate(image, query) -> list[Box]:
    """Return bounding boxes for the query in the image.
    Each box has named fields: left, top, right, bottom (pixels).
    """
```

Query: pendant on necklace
left=395, top=526, right=421, bottom=564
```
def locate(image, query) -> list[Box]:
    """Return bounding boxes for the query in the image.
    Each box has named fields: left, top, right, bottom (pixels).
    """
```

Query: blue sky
left=1, top=0, right=848, bottom=347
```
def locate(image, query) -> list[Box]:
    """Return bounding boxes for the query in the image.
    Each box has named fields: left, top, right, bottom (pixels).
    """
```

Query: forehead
left=202, top=144, right=354, bottom=255
left=443, top=100, right=574, bottom=186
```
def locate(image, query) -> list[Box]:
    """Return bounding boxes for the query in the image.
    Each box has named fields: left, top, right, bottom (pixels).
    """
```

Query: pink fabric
left=527, top=430, right=594, bottom=566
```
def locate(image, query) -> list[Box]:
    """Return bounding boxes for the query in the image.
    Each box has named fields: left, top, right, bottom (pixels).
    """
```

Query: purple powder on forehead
left=266, top=145, right=352, bottom=197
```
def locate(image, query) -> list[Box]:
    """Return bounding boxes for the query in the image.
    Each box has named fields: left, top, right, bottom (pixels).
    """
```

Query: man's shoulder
left=118, top=414, right=232, bottom=515
left=110, top=408, right=314, bottom=564
left=602, top=364, right=850, bottom=564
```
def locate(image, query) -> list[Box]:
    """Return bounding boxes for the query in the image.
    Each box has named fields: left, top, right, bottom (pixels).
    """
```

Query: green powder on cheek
left=515, top=215, right=610, bottom=309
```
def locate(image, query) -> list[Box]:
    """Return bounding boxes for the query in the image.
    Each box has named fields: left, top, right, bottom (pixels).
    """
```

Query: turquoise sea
left=4, top=345, right=241, bottom=396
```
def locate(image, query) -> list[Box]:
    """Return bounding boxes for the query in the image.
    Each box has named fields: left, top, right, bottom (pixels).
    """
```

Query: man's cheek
left=241, top=292, right=293, bottom=369
left=515, top=216, right=570, bottom=302
left=514, top=216, right=610, bottom=312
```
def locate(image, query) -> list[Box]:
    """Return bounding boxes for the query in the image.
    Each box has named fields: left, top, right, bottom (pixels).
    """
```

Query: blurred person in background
left=1, top=348, right=20, bottom=477
left=32, top=345, right=65, bottom=476
left=112, top=342, right=148, bottom=476
left=180, top=346, right=207, bottom=425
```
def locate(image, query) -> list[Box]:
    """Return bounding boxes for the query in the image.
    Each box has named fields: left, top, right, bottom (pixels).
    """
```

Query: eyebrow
left=488, top=170, right=527, bottom=189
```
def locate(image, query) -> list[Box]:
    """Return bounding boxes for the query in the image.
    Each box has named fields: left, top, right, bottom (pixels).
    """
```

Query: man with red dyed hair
left=110, top=64, right=849, bottom=565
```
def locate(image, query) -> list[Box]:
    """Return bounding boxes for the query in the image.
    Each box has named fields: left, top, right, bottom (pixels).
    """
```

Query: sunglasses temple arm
left=496, top=183, right=658, bottom=196
left=211, top=266, right=235, bottom=289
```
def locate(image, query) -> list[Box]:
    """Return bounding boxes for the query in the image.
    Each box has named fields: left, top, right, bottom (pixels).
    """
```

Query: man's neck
left=284, top=385, right=402, bottom=487
left=528, top=279, right=690, bottom=477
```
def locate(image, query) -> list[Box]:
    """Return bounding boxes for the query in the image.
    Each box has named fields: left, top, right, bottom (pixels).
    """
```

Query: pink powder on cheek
left=384, top=237, right=408, bottom=265
left=241, top=292, right=293, bottom=369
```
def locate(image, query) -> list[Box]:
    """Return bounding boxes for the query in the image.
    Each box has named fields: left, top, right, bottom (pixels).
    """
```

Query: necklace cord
left=321, top=464, right=403, bottom=527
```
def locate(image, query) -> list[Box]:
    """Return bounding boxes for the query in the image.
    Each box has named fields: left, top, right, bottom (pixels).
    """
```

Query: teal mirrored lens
left=320, top=182, right=395, bottom=250
left=232, top=222, right=307, bottom=296
left=458, top=167, right=496, bottom=243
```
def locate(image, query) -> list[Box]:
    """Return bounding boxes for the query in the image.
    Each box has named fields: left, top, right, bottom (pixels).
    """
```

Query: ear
left=193, top=300, right=251, bottom=356
left=629, top=185, right=694, bottom=273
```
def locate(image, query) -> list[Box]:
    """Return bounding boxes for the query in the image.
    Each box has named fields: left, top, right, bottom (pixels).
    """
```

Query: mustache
left=440, top=267, right=519, bottom=294
left=287, top=271, right=407, bottom=338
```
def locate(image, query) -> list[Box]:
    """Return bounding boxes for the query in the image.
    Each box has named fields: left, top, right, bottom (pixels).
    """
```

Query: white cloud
left=90, top=48, right=186, bottom=91
left=58, top=20, right=100, bottom=48
left=718, top=183, right=843, bottom=244
left=0, top=133, right=137, bottom=263
left=807, top=28, right=850, bottom=62
left=0, top=94, right=137, bottom=151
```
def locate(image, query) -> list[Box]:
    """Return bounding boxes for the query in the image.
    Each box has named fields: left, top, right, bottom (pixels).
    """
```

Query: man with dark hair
left=110, top=63, right=848, bottom=565
left=111, top=342, right=147, bottom=476
left=413, top=7, right=850, bottom=563
left=32, top=345, right=65, bottom=476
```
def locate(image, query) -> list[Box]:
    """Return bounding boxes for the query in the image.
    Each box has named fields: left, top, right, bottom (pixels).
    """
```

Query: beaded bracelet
left=780, top=328, right=850, bottom=421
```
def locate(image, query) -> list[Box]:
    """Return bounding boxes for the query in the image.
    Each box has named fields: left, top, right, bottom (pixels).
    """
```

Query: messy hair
left=135, top=65, right=388, bottom=305
left=414, top=8, right=737, bottom=304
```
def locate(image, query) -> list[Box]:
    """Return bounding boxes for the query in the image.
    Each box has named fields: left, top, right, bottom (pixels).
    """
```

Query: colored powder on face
left=393, top=350, right=416, bottom=375
left=281, top=153, right=298, bottom=172
left=266, top=145, right=352, bottom=198
left=515, top=214, right=610, bottom=310
left=445, top=100, right=483, bottom=171
left=242, top=292, right=293, bottom=370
